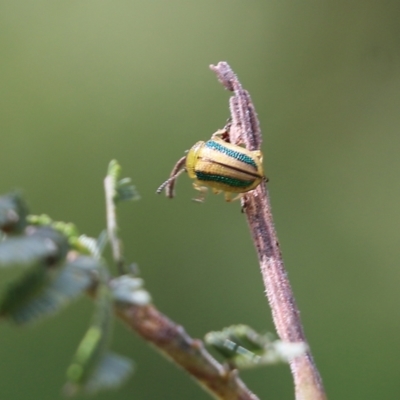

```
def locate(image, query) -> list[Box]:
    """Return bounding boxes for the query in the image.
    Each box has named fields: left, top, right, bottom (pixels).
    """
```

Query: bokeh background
left=1, top=1, right=400, bottom=399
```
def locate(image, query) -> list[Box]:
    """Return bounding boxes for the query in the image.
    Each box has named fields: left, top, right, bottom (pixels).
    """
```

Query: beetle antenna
left=156, top=155, right=187, bottom=198
left=156, top=169, right=185, bottom=197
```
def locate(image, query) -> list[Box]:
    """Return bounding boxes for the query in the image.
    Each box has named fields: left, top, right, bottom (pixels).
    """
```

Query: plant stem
left=104, top=173, right=125, bottom=274
left=210, top=62, right=327, bottom=400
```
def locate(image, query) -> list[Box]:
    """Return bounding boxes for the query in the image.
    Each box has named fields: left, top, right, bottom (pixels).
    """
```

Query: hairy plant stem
left=210, top=62, right=327, bottom=400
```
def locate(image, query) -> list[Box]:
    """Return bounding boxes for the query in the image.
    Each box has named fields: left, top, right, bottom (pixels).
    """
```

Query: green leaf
left=78, top=232, right=108, bottom=259
left=5, top=256, right=101, bottom=324
left=65, top=352, right=133, bottom=395
left=0, top=192, right=28, bottom=235
left=27, top=215, right=85, bottom=252
left=0, top=235, right=57, bottom=268
left=116, top=177, right=140, bottom=202
left=85, top=352, right=133, bottom=393
left=0, top=227, right=68, bottom=269
left=65, top=281, right=134, bottom=394
left=110, top=275, right=151, bottom=306
left=106, top=160, right=140, bottom=203
left=0, top=261, right=51, bottom=322
left=0, top=227, right=71, bottom=323
left=205, top=325, right=267, bottom=358
left=205, top=325, right=307, bottom=370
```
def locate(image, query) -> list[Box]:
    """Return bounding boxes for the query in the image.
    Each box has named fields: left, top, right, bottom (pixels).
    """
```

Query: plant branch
left=116, top=304, right=259, bottom=400
left=210, top=62, right=327, bottom=400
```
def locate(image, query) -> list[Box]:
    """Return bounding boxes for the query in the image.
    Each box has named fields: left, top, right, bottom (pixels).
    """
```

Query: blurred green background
left=1, top=1, right=400, bottom=399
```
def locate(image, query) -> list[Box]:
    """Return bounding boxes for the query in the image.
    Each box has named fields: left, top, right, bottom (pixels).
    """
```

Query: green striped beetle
left=157, top=130, right=265, bottom=202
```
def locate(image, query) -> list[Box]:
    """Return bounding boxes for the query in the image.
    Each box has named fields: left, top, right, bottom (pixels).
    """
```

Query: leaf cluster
left=0, top=187, right=148, bottom=395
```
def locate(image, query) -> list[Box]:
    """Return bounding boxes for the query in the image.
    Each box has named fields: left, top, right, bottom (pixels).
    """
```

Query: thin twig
left=104, top=165, right=259, bottom=400
left=116, top=305, right=259, bottom=400
left=104, top=174, right=125, bottom=274
left=210, top=62, right=327, bottom=400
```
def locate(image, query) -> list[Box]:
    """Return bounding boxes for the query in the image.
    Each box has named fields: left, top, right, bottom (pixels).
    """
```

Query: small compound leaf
left=0, top=227, right=70, bottom=323
left=6, top=272, right=62, bottom=324
left=62, top=256, right=101, bottom=288
left=66, top=325, right=105, bottom=390
left=96, top=230, right=108, bottom=256
left=205, top=324, right=307, bottom=370
left=6, top=256, right=102, bottom=324
left=0, top=226, right=68, bottom=269
left=84, top=352, right=133, bottom=393
left=0, top=261, right=50, bottom=322
left=25, top=226, right=69, bottom=266
left=116, top=178, right=140, bottom=202
left=127, top=262, right=140, bottom=276
left=65, top=352, right=134, bottom=395
left=65, top=283, right=129, bottom=394
left=78, top=232, right=108, bottom=259
left=0, top=235, right=58, bottom=268
left=110, top=275, right=151, bottom=306
left=77, top=235, right=100, bottom=258
left=27, top=215, right=85, bottom=252
left=106, top=160, right=140, bottom=203
left=0, top=192, right=28, bottom=234
left=205, top=325, right=267, bottom=359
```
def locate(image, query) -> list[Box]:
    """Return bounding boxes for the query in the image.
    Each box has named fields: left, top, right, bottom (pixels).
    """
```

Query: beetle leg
left=192, top=182, right=208, bottom=203
left=224, top=192, right=243, bottom=202
left=211, top=129, right=228, bottom=140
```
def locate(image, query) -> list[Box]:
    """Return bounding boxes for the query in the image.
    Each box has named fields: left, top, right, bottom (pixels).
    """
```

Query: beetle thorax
left=186, top=141, right=205, bottom=179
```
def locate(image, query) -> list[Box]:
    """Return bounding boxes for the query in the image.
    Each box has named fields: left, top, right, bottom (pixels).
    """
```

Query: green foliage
left=78, top=232, right=108, bottom=259
left=0, top=189, right=150, bottom=395
left=107, top=160, right=140, bottom=203
left=0, top=226, right=68, bottom=268
left=110, top=275, right=152, bottom=306
left=0, top=226, right=70, bottom=323
left=0, top=192, right=29, bottom=235
left=65, top=283, right=134, bottom=395
left=28, top=214, right=91, bottom=254
left=205, top=324, right=307, bottom=370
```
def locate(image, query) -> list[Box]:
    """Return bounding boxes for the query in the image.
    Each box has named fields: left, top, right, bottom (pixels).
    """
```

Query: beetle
left=157, top=129, right=265, bottom=202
